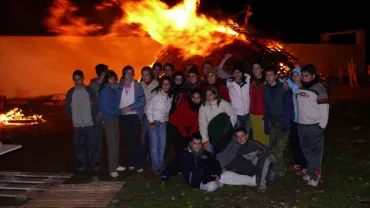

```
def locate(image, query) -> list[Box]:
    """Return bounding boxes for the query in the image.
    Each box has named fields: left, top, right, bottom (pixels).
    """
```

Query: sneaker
left=296, top=169, right=307, bottom=176
left=302, top=175, right=310, bottom=181
left=136, top=168, right=144, bottom=173
left=128, top=166, right=135, bottom=171
left=288, top=164, right=301, bottom=171
left=110, top=172, right=119, bottom=178
left=257, top=184, right=268, bottom=192
left=307, top=179, right=318, bottom=187
left=116, top=166, right=126, bottom=172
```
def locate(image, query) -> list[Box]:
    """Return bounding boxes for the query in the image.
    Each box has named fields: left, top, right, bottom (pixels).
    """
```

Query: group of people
left=65, top=53, right=329, bottom=193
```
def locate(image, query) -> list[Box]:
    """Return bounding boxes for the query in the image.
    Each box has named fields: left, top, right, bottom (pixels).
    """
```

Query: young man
left=161, top=134, right=222, bottom=192
left=152, top=62, right=163, bottom=80
left=163, top=63, right=174, bottom=77
left=65, top=70, right=98, bottom=172
left=219, top=127, right=274, bottom=192
left=297, top=64, right=329, bottom=187
left=88, top=63, right=108, bottom=172
left=263, top=66, right=293, bottom=180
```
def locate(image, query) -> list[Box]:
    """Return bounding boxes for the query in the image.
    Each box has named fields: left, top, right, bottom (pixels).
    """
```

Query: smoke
left=0, top=36, right=161, bottom=98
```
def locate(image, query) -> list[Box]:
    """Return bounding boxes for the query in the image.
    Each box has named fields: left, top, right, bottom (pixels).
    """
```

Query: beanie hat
left=187, top=65, right=200, bottom=76
left=95, top=64, right=108, bottom=76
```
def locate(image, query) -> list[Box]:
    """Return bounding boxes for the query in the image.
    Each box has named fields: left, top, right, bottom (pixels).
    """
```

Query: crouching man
left=219, top=127, right=275, bottom=192
left=161, top=133, right=222, bottom=192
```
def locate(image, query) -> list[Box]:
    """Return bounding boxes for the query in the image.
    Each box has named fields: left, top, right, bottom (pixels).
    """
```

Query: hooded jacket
left=281, top=67, right=301, bottom=122
left=161, top=146, right=221, bottom=188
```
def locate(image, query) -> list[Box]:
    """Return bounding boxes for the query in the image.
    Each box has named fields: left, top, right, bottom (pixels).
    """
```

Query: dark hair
left=190, top=133, right=202, bottom=142
left=203, top=85, right=221, bottom=106
left=73, top=69, right=84, bottom=78
left=100, top=70, right=117, bottom=91
left=265, top=65, right=278, bottom=75
left=152, top=62, right=163, bottom=70
left=95, top=63, right=108, bottom=76
left=163, top=63, right=174, bottom=71
left=172, top=71, right=185, bottom=86
left=190, top=88, right=204, bottom=100
left=301, top=64, right=317, bottom=75
left=235, top=127, right=248, bottom=135
left=122, top=65, right=134, bottom=79
left=230, top=61, right=246, bottom=85
left=152, top=76, right=172, bottom=97
left=203, top=60, right=213, bottom=66
left=141, top=66, right=154, bottom=81
left=251, top=58, right=264, bottom=69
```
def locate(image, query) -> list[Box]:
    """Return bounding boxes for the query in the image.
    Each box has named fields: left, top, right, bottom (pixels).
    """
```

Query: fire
left=45, top=0, right=244, bottom=58
left=0, top=108, right=44, bottom=126
left=266, top=40, right=283, bottom=52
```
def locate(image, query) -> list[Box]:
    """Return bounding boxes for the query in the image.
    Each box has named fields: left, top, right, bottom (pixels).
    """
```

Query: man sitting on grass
left=161, top=133, right=222, bottom=192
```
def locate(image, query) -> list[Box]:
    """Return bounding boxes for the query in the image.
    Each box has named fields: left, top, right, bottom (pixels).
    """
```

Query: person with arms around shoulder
left=65, top=69, right=98, bottom=173
left=161, top=133, right=222, bottom=192
left=297, top=64, right=329, bottom=187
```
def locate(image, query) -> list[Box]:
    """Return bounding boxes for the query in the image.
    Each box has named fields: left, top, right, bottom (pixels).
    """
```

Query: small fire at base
left=0, top=108, right=45, bottom=126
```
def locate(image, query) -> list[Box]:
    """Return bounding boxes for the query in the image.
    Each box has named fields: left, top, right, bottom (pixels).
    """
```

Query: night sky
left=0, top=0, right=368, bottom=43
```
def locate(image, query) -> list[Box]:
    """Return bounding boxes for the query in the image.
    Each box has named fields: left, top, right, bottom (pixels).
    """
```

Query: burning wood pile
left=0, top=108, right=44, bottom=126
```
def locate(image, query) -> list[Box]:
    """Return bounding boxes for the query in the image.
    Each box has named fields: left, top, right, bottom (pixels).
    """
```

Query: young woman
left=118, top=65, right=145, bottom=172
left=98, top=70, right=125, bottom=177
left=200, top=69, right=230, bottom=102
left=199, top=85, right=237, bottom=153
left=186, top=65, right=203, bottom=89
left=146, top=76, right=173, bottom=173
left=138, top=66, right=159, bottom=171
left=169, top=89, right=203, bottom=155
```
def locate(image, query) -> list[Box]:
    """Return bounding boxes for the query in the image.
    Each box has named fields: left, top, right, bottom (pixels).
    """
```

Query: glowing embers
left=0, top=108, right=45, bottom=126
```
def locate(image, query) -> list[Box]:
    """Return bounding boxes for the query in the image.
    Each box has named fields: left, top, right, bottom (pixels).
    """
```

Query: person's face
left=188, top=73, right=198, bottom=84
left=174, top=75, right=183, bottom=85
left=190, top=139, right=202, bottom=152
left=233, top=70, right=243, bottom=81
left=207, top=73, right=217, bottom=84
left=162, top=80, right=171, bottom=92
left=153, top=66, right=161, bottom=78
left=108, top=76, right=117, bottom=85
left=73, top=75, right=84, bottom=86
left=206, top=90, right=216, bottom=102
left=265, top=71, right=277, bottom=84
left=236, top=131, right=248, bottom=145
left=141, top=70, right=151, bottom=82
left=191, top=92, right=201, bottom=104
left=124, top=69, right=134, bottom=82
left=292, top=72, right=301, bottom=84
left=99, top=71, right=106, bottom=79
left=252, top=64, right=263, bottom=78
left=301, top=71, right=316, bottom=83
left=164, top=66, right=173, bottom=77
left=203, top=63, right=212, bottom=74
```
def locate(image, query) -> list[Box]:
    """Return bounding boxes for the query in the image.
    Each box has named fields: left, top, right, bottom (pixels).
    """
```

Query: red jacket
left=169, top=101, right=199, bottom=138
left=200, top=81, right=230, bottom=102
left=250, top=82, right=265, bottom=115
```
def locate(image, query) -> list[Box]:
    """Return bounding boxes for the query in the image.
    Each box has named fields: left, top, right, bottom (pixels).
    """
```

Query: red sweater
left=200, top=82, right=230, bottom=102
left=169, top=101, right=199, bottom=138
left=250, top=82, right=265, bottom=115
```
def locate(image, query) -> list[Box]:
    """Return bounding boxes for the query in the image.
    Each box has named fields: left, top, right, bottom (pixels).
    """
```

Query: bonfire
left=0, top=108, right=45, bottom=126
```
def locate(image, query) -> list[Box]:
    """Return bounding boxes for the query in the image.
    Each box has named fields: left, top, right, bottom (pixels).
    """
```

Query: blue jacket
left=98, top=85, right=121, bottom=119
left=117, top=80, right=145, bottom=120
left=279, top=67, right=301, bottom=122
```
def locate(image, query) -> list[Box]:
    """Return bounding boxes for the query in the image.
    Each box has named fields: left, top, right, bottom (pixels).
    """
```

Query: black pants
left=168, top=124, right=188, bottom=156
left=119, top=114, right=140, bottom=168
left=291, top=122, right=307, bottom=168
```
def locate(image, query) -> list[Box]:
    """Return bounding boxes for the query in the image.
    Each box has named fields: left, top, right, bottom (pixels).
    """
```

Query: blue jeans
left=73, top=126, right=94, bottom=170
left=236, top=114, right=251, bottom=135
left=149, top=121, right=167, bottom=171
left=138, top=114, right=150, bottom=168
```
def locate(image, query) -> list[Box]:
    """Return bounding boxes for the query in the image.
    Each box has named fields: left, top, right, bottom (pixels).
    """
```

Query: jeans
left=236, top=114, right=251, bottom=135
left=73, top=126, right=94, bottom=170
left=149, top=121, right=167, bottom=171
left=291, top=122, right=307, bottom=168
left=92, top=120, right=103, bottom=170
left=138, top=114, right=150, bottom=169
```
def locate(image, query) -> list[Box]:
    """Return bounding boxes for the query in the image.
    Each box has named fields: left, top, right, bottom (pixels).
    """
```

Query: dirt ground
left=0, top=85, right=370, bottom=207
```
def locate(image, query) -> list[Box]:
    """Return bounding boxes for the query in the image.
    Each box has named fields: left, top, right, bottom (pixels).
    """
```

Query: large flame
left=0, top=108, right=44, bottom=126
left=45, top=0, right=244, bottom=58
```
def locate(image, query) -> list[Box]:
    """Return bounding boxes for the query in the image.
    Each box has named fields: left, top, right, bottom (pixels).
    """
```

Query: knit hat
left=95, top=64, right=108, bottom=76
left=232, top=62, right=245, bottom=73
left=187, top=65, right=200, bottom=76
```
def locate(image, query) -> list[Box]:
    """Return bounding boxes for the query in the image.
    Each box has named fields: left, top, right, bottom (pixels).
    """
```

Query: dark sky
left=0, top=0, right=368, bottom=43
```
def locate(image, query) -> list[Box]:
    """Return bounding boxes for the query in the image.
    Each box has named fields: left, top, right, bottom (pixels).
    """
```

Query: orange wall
left=283, top=43, right=366, bottom=77
left=0, top=36, right=161, bottom=98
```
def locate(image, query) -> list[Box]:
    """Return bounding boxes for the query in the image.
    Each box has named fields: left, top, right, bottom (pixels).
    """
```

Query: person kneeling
left=161, top=133, right=222, bottom=192
left=220, top=127, right=275, bottom=192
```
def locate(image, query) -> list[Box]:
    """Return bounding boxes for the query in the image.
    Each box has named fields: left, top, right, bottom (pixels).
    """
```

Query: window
left=328, top=33, right=356, bottom=44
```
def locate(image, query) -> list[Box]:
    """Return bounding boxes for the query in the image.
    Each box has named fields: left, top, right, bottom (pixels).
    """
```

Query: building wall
left=283, top=43, right=366, bottom=77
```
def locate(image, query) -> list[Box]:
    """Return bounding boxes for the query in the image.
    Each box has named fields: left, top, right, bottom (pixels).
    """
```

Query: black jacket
left=225, top=139, right=271, bottom=176
left=161, top=147, right=222, bottom=188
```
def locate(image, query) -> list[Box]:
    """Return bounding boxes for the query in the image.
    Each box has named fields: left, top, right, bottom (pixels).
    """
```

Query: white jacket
left=199, top=99, right=237, bottom=144
left=146, top=90, right=173, bottom=123
left=141, top=80, right=159, bottom=110
left=227, top=74, right=251, bottom=116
